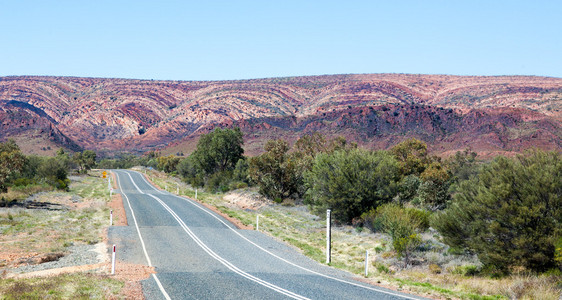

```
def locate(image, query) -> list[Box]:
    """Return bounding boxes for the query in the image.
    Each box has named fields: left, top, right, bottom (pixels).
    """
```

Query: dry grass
left=0, top=273, right=124, bottom=299
left=0, top=170, right=111, bottom=265
left=0, top=184, right=53, bottom=205
left=0, top=170, right=136, bottom=299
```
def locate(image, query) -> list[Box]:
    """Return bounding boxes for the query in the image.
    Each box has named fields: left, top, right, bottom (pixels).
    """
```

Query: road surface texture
left=109, top=170, right=427, bottom=300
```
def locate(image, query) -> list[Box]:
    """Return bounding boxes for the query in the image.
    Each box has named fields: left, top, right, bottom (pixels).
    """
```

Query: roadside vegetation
left=123, top=127, right=561, bottom=299
left=0, top=273, right=123, bottom=299
left=2, top=127, right=562, bottom=299
left=0, top=140, right=132, bottom=298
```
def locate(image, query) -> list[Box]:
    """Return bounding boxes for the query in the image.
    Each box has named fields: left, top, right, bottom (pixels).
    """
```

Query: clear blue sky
left=1, top=0, right=561, bottom=81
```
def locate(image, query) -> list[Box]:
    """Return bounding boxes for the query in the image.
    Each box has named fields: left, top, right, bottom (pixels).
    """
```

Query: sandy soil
left=1, top=172, right=149, bottom=299
left=108, top=193, right=128, bottom=226
left=224, top=190, right=271, bottom=210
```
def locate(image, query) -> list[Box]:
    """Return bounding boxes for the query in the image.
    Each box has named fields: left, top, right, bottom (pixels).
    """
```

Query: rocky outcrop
left=0, top=74, right=560, bottom=156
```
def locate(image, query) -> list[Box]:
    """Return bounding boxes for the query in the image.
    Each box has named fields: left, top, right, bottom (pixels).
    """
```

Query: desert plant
left=433, top=150, right=562, bottom=273
left=368, top=203, right=428, bottom=266
left=248, top=139, right=304, bottom=202
left=0, top=140, right=26, bottom=193
left=304, top=149, right=400, bottom=223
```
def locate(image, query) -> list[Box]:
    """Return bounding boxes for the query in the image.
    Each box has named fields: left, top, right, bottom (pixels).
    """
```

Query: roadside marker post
left=110, top=210, right=113, bottom=226
left=364, top=250, right=369, bottom=277
left=256, top=215, right=260, bottom=231
left=195, top=188, right=198, bottom=200
left=111, top=244, right=116, bottom=275
left=326, top=209, right=331, bottom=264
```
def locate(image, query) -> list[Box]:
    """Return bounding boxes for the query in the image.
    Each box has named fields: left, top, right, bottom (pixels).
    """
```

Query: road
left=109, top=170, right=427, bottom=300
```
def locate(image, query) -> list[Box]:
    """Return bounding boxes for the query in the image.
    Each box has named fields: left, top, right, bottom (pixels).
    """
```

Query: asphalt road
left=109, top=170, right=427, bottom=300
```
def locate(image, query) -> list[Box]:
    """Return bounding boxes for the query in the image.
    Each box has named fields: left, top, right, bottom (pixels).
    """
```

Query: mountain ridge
left=0, top=74, right=560, bottom=157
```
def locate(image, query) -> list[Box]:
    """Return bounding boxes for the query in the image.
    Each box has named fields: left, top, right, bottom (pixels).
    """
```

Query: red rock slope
left=0, top=74, right=560, bottom=156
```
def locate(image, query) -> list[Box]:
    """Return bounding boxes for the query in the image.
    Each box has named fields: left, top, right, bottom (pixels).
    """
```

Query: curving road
left=109, top=170, right=427, bottom=300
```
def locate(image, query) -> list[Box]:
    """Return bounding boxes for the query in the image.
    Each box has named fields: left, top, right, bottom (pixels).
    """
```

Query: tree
left=304, top=149, right=400, bottom=223
left=293, top=132, right=327, bottom=157
left=157, top=155, right=180, bottom=173
left=191, top=127, right=244, bottom=175
left=0, top=140, right=27, bottom=193
left=73, top=150, right=97, bottom=173
left=177, top=156, right=204, bottom=186
left=432, top=150, right=562, bottom=273
left=248, top=139, right=303, bottom=202
left=38, top=157, right=70, bottom=190
left=446, top=148, right=480, bottom=196
left=417, top=161, right=451, bottom=211
left=390, top=138, right=430, bottom=177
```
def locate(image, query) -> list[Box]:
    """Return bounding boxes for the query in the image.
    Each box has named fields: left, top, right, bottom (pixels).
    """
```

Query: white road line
left=132, top=170, right=421, bottom=300
left=122, top=170, right=308, bottom=299
left=147, top=193, right=310, bottom=300
left=114, top=171, right=171, bottom=300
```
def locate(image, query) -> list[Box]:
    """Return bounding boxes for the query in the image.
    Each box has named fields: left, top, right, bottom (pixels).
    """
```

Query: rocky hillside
left=0, top=74, right=560, bottom=156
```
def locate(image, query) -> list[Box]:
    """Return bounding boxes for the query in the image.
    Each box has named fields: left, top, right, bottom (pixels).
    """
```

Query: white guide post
left=365, top=250, right=369, bottom=277
left=195, top=188, right=198, bottom=200
left=110, top=209, right=113, bottom=226
left=326, top=209, right=331, bottom=264
left=111, top=244, right=116, bottom=275
left=256, top=215, right=260, bottom=231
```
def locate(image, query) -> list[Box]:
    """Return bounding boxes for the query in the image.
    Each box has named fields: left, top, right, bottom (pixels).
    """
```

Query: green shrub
left=304, top=149, right=400, bottom=224
left=248, top=139, right=304, bottom=202
left=228, top=181, right=248, bottom=190
left=12, top=178, right=34, bottom=187
left=367, top=203, right=428, bottom=266
left=429, top=263, right=442, bottom=274
left=433, top=150, right=562, bottom=273
left=449, top=265, right=480, bottom=276
left=375, top=262, right=390, bottom=274
left=555, top=237, right=562, bottom=270
left=207, top=171, right=233, bottom=193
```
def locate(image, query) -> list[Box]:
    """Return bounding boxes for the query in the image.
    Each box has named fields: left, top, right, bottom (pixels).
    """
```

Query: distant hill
left=0, top=74, right=560, bottom=157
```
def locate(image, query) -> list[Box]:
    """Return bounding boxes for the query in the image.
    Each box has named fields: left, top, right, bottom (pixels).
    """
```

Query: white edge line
left=146, top=193, right=309, bottom=300
left=134, top=170, right=423, bottom=300
left=113, top=171, right=172, bottom=300
left=125, top=170, right=308, bottom=300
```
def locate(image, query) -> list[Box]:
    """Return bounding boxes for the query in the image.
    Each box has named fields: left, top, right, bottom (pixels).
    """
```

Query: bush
left=363, top=205, right=430, bottom=233
left=207, top=171, right=233, bottom=193
left=191, top=127, right=244, bottom=175
left=304, top=149, right=400, bottom=224
left=366, top=204, right=428, bottom=266
left=37, top=157, right=70, bottom=191
left=428, top=263, right=442, bottom=274
left=0, top=140, right=26, bottom=193
left=432, top=150, right=562, bottom=273
left=157, top=155, right=180, bottom=173
left=555, top=237, right=562, bottom=271
left=448, top=264, right=480, bottom=276
left=249, top=139, right=304, bottom=201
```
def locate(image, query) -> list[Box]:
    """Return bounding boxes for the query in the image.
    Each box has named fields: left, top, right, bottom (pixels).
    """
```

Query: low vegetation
left=0, top=141, right=135, bottom=298
left=134, top=128, right=561, bottom=299
left=144, top=165, right=561, bottom=300
left=2, top=129, right=561, bottom=299
left=0, top=273, right=123, bottom=299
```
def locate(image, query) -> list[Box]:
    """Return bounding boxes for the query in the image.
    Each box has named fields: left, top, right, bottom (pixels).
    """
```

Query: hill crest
left=0, top=74, right=560, bottom=156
